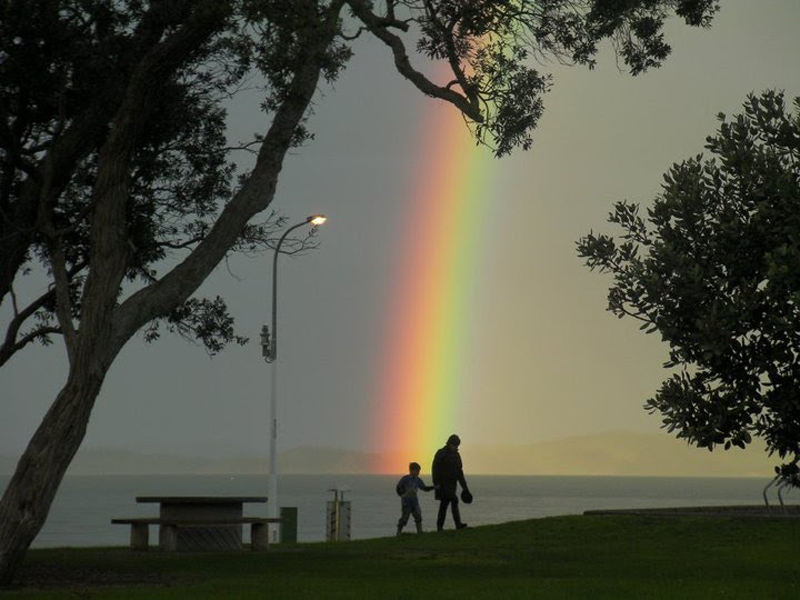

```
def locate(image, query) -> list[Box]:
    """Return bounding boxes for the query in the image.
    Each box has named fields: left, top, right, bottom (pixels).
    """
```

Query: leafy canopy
left=0, top=0, right=719, bottom=365
left=578, top=91, right=800, bottom=484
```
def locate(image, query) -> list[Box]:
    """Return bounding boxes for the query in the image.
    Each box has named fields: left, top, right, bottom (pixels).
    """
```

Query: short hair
left=409, top=462, right=421, bottom=471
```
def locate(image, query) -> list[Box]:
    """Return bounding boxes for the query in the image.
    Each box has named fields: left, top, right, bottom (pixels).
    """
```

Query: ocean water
left=0, top=474, right=790, bottom=548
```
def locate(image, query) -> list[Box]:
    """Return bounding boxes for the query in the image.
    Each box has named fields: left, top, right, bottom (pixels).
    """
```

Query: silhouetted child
left=395, top=461, right=436, bottom=535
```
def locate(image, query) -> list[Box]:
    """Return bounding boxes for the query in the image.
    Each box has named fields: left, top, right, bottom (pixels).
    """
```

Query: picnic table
left=112, top=496, right=278, bottom=551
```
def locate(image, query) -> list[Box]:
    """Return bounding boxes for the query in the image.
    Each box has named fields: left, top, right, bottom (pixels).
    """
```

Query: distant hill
left=0, top=432, right=775, bottom=477
left=466, top=432, right=772, bottom=478
left=0, top=449, right=268, bottom=477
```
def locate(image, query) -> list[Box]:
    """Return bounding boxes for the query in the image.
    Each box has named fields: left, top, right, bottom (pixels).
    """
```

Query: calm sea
left=0, top=474, right=785, bottom=548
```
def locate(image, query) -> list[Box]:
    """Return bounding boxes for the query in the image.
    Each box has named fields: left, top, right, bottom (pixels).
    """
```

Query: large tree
left=0, top=0, right=717, bottom=584
left=578, top=91, right=800, bottom=486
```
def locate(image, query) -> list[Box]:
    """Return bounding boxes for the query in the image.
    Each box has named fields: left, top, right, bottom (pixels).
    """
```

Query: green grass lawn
left=6, top=515, right=799, bottom=599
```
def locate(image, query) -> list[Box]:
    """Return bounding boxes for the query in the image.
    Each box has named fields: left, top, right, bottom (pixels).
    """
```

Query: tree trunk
left=0, top=3, right=340, bottom=585
left=0, top=365, right=108, bottom=586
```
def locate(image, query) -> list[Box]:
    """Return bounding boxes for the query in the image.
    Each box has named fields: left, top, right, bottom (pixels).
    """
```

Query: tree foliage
left=0, top=0, right=280, bottom=361
left=578, top=91, right=800, bottom=485
left=0, top=0, right=718, bottom=367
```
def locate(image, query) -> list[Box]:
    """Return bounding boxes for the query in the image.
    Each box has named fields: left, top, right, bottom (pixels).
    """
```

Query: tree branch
left=421, top=0, right=475, bottom=103
left=0, top=286, right=58, bottom=368
left=346, top=0, right=482, bottom=122
left=49, top=237, right=78, bottom=363
left=114, top=2, right=346, bottom=346
left=80, top=0, right=234, bottom=349
left=0, top=326, right=61, bottom=369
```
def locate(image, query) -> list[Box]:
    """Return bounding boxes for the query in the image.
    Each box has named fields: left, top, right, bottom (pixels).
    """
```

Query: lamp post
left=260, top=214, right=327, bottom=542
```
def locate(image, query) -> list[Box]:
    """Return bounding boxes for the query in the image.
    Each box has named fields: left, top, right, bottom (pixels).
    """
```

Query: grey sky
left=2, top=1, right=799, bottom=465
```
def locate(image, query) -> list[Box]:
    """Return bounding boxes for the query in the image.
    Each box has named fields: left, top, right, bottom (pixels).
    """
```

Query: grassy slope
left=6, top=515, right=799, bottom=599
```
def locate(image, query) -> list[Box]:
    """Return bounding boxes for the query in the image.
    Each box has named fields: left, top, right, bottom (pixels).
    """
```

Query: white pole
left=268, top=356, right=279, bottom=542
left=262, top=215, right=327, bottom=544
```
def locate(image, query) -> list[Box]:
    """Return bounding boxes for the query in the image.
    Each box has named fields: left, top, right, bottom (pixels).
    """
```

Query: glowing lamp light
left=308, top=215, right=327, bottom=226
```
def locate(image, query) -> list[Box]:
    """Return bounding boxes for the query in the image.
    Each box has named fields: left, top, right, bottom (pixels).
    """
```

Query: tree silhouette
left=1, top=0, right=717, bottom=584
left=578, top=91, right=800, bottom=487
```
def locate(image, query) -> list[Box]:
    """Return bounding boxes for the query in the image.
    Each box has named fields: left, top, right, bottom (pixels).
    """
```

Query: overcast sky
left=2, top=1, right=800, bottom=466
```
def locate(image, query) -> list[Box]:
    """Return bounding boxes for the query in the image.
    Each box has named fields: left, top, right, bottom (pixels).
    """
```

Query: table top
left=136, top=496, right=267, bottom=504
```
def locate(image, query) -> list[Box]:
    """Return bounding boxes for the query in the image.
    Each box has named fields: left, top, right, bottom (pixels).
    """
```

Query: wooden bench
left=111, top=517, right=282, bottom=551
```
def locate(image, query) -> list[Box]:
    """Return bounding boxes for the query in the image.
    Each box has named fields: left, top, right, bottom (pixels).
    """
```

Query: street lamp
left=260, top=214, right=327, bottom=542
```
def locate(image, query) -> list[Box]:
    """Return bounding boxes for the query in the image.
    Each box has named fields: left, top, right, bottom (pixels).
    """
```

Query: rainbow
left=370, top=98, right=498, bottom=473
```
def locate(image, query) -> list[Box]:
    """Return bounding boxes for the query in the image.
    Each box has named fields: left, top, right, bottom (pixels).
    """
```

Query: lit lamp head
left=307, top=215, right=327, bottom=226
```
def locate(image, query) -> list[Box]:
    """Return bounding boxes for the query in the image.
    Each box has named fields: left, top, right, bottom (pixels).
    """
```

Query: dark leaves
left=144, top=296, right=248, bottom=356
left=579, top=91, right=800, bottom=485
left=398, top=0, right=718, bottom=155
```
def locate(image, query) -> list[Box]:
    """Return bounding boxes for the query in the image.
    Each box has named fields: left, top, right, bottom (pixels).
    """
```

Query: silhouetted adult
left=431, top=434, right=471, bottom=531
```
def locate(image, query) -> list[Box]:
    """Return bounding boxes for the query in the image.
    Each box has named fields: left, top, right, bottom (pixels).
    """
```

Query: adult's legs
left=451, top=497, right=466, bottom=528
left=437, top=496, right=460, bottom=530
left=450, top=498, right=461, bottom=529
left=436, top=499, right=449, bottom=531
